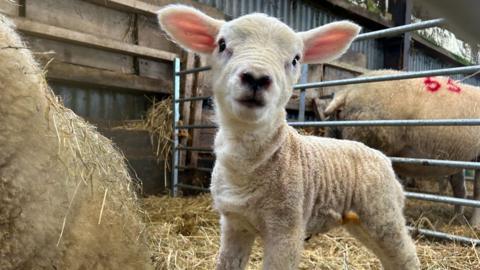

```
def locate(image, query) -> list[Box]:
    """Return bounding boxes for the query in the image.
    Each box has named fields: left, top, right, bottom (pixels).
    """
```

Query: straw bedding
left=145, top=195, right=480, bottom=270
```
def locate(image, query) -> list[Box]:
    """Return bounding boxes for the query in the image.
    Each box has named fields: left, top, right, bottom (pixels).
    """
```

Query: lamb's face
left=210, top=15, right=302, bottom=122
left=158, top=5, right=361, bottom=124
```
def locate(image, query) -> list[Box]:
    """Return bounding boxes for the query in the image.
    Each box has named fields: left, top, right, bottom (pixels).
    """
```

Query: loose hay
left=145, top=195, right=480, bottom=270
left=114, top=97, right=173, bottom=166
left=0, top=15, right=152, bottom=269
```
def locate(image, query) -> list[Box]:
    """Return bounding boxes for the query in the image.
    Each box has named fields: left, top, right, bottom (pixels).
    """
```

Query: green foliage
left=347, top=0, right=383, bottom=15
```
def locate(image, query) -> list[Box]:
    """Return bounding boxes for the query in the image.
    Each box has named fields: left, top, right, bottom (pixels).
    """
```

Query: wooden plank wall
left=0, top=0, right=186, bottom=195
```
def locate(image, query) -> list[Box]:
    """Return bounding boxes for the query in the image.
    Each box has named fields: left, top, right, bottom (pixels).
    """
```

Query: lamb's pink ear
left=157, top=5, right=224, bottom=54
left=298, top=21, right=361, bottom=64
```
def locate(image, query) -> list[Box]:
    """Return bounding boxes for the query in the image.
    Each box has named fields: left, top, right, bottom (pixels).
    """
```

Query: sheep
left=158, top=5, right=420, bottom=270
left=324, top=69, right=480, bottom=227
left=0, top=15, right=152, bottom=269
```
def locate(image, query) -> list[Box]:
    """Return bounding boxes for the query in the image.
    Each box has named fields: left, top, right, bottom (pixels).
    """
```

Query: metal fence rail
left=170, top=16, right=480, bottom=245
left=293, top=65, right=480, bottom=90
left=406, top=192, right=480, bottom=208
left=176, top=119, right=480, bottom=130
left=407, top=226, right=480, bottom=246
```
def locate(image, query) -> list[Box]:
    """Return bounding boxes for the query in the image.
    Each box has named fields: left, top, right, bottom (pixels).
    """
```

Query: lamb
left=158, top=5, right=420, bottom=270
left=0, top=15, right=152, bottom=269
left=324, top=69, right=480, bottom=227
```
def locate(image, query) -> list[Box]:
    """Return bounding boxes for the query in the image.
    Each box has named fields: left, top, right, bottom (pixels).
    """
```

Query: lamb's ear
left=157, top=5, right=224, bottom=54
left=298, top=21, right=361, bottom=64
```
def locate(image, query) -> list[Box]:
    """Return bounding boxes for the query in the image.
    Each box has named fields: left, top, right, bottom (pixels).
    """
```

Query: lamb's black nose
left=240, top=72, right=272, bottom=91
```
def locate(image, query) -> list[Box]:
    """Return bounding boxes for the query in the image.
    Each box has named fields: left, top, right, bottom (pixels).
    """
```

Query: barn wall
left=409, top=45, right=480, bottom=86
left=0, top=0, right=177, bottom=195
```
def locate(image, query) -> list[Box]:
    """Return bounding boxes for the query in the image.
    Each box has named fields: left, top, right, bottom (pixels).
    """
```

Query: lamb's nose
left=240, top=72, right=272, bottom=91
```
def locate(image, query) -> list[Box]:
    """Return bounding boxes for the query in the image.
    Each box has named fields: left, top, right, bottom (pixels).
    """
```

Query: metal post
left=298, top=88, right=306, bottom=121
left=298, top=64, right=308, bottom=121
left=171, top=58, right=181, bottom=197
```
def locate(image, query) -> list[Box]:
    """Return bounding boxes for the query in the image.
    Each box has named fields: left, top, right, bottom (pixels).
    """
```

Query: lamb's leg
left=345, top=221, right=419, bottom=270
left=262, top=225, right=303, bottom=270
left=449, top=172, right=466, bottom=215
left=470, top=169, right=480, bottom=227
left=346, top=200, right=420, bottom=269
left=216, top=215, right=255, bottom=270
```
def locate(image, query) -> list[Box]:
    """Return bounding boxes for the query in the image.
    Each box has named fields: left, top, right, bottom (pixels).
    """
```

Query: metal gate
left=171, top=18, right=480, bottom=245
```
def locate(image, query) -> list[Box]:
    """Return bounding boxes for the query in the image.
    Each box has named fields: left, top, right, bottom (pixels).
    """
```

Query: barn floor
left=144, top=195, right=480, bottom=270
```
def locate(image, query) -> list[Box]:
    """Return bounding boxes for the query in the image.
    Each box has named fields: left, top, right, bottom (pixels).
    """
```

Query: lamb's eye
left=292, top=54, right=300, bottom=67
left=218, top=38, right=226, bottom=53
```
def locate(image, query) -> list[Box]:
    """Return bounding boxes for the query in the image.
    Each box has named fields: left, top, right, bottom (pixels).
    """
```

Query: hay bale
left=0, top=15, right=152, bottom=269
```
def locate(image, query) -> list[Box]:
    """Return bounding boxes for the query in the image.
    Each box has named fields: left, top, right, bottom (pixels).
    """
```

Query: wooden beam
left=384, top=0, right=412, bottom=70
left=412, top=34, right=472, bottom=67
left=189, top=56, right=207, bottom=168
left=11, top=17, right=177, bottom=62
left=46, top=61, right=171, bottom=94
left=310, top=0, right=393, bottom=29
left=179, top=52, right=196, bottom=167
left=85, top=0, right=225, bottom=19
left=85, top=0, right=158, bottom=15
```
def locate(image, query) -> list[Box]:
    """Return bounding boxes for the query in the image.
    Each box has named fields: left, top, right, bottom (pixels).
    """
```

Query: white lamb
left=158, top=5, right=420, bottom=270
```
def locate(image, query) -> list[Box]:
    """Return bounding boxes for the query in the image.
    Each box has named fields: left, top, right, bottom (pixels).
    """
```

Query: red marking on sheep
left=424, top=77, right=441, bottom=92
left=447, top=78, right=462, bottom=93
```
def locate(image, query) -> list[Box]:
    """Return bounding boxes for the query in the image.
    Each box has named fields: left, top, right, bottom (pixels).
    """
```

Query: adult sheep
left=324, top=69, right=480, bottom=226
left=158, top=5, right=420, bottom=270
left=0, top=15, right=152, bottom=269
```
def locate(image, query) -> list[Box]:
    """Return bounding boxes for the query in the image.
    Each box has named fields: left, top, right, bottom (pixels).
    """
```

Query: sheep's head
left=158, top=5, right=360, bottom=124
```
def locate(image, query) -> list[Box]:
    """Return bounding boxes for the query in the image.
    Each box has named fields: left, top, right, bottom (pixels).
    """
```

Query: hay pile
left=115, top=98, right=173, bottom=166
left=145, top=195, right=480, bottom=270
left=0, top=15, right=152, bottom=269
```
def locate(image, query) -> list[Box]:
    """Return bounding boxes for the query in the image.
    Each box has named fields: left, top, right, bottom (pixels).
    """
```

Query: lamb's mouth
left=236, top=97, right=266, bottom=108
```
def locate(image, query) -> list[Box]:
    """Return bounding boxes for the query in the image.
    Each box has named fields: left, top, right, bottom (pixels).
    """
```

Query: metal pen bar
left=407, top=226, right=480, bottom=246
left=391, top=157, right=480, bottom=170
left=293, top=65, right=480, bottom=90
left=178, top=119, right=480, bottom=130
left=175, top=96, right=211, bottom=102
left=174, top=19, right=446, bottom=75
left=176, top=146, right=214, bottom=153
left=355, top=18, right=446, bottom=41
left=174, top=92, right=340, bottom=105
left=290, top=119, right=480, bottom=127
left=176, top=165, right=213, bottom=173
left=298, top=88, right=306, bottom=121
left=173, top=64, right=480, bottom=92
left=405, top=192, right=480, bottom=208
left=177, top=124, right=217, bottom=129
left=171, top=58, right=181, bottom=197
left=175, top=66, right=211, bottom=76
left=175, top=183, right=210, bottom=192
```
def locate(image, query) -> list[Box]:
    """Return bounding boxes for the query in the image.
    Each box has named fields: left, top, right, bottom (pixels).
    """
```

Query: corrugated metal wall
left=197, top=0, right=480, bottom=86
left=409, top=46, right=480, bottom=86
left=51, top=82, right=154, bottom=123
left=195, top=0, right=385, bottom=70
